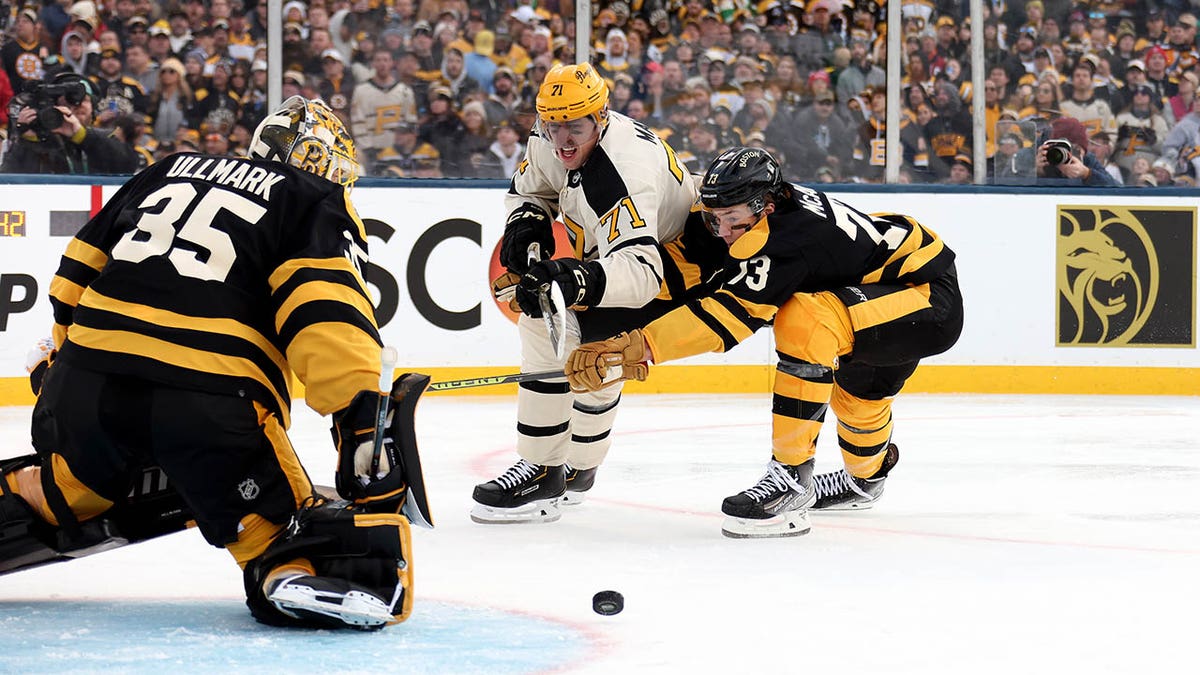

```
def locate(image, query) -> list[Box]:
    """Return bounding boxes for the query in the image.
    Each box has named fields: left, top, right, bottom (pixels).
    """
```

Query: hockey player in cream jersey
left=472, top=63, right=725, bottom=524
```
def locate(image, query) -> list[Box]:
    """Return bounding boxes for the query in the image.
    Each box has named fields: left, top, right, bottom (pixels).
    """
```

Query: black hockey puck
left=592, top=590, right=624, bottom=616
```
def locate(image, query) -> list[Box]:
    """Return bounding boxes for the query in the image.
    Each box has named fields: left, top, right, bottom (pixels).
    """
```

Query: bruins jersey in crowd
left=47, top=154, right=381, bottom=428
left=508, top=110, right=703, bottom=308
left=644, top=184, right=956, bottom=362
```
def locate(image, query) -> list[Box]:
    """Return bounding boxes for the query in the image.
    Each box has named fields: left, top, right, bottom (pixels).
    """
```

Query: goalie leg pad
left=243, top=500, right=413, bottom=629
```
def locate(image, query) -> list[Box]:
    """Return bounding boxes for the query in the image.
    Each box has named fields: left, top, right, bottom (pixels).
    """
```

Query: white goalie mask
left=249, top=95, right=360, bottom=189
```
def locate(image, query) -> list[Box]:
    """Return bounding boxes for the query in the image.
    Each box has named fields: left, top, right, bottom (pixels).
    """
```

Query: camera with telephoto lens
left=1042, top=138, right=1075, bottom=166
left=21, top=79, right=88, bottom=139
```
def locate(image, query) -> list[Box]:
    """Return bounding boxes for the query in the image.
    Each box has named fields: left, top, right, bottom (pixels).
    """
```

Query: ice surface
left=1, top=393, right=1197, bottom=674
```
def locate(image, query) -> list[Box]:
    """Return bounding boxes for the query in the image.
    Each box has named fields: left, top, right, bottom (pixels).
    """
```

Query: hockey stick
left=426, top=369, right=566, bottom=391
left=369, top=345, right=399, bottom=479
left=527, top=242, right=568, bottom=359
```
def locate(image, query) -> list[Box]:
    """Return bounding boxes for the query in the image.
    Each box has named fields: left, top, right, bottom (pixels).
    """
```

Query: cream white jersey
left=506, top=111, right=696, bottom=308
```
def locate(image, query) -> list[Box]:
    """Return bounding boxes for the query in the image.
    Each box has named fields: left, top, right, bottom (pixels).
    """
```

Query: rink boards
left=0, top=179, right=1196, bottom=403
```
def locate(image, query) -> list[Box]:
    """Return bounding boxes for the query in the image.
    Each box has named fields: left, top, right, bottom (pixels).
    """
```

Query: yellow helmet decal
left=536, top=63, right=610, bottom=125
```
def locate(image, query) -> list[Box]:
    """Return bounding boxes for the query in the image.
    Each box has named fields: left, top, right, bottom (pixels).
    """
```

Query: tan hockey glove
left=491, top=271, right=522, bottom=313
left=565, top=329, right=650, bottom=392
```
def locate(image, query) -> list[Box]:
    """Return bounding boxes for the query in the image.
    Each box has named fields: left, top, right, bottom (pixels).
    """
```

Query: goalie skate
left=470, top=459, right=564, bottom=524
left=268, top=575, right=394, bottom=629
left=812, top=444, right=898, bottom=511
left=720, top=459, right=815, bottom=539
left=559, top=464, right=597, bottom=506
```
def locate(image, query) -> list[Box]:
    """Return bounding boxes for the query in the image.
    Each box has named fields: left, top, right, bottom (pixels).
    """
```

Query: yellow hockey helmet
left=249, top=95, right=361, bottom=189
left=536, top=63, right=610, bottom=127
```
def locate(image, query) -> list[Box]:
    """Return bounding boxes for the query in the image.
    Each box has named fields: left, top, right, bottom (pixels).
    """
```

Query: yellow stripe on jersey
left=845, top=284, right=932, bottom=331
left=699, top=296, right=756, bottom=344
left=274, top=279, right=376, bottom=336
left=50, top=276, right=86, bottom=345
left=68, top=326, right=293, bottom=427
left=79, top=289, right=289, bottom=375
left=720, top=289, right=778, bottom=323
left=254, top=400, right=312, bottom=504
left=63, top=238, right=108, bottom=272
left=269, top=257, right=370, bottom=298
left=562, top=213, right=586, bottom=259
left=286, top=323, right=380, bottom=416
left=662, top=239, right=704, bottom=294
left=644, top=304, right=726, bottom=363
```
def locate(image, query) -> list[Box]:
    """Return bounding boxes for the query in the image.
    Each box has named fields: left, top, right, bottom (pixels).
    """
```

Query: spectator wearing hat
left=93, top=47, right=148, bottom=126
left=1167, top=71, right=1199, bottom=124
left=394, top=51, right=430, bottom=115
left=189, top=58, right=240, bottom=133
left=837, top=35, right=886, bottom=110
left=351, top=49, right=418, bottom=170
left=419, top=85, right=467, bottom=176
left=117, top=12, right=149, bottom=50
left=147, top=57, right=192, bottom=145
left=437, top=47, right=481, bottom=107
left=791, top=0, right=845, bottom=73
left=408, top=21, right=442, bottom=83
left=1087, top=130, right=1125, bottom=185
left=992, top=127, right=1034, bottom=184
left=58, top=29, right=97, bottom=78
left=3, top=8, right=48, bottom=93
left=373, top=120, right=438, bottom=177
left=146, top=20, right=173, bottom=62
left=224, top=12, right=257, bottom=63
left=458, top=100, right=493, bottom=177
left=475, top=117, right=524, bottom=179
left=1005, top=25, right=1038, bottom=79
left=1061, top=60, right=1117, bottom=137
left=853, top=88, right=928, bottom=182
left=1114, top=84, right=1171, bottom=174
left=465, top=30, right=498, bottom=94
left=1165, top=13, right=1200, bottom=75
left=317, top=49, right=356, bottom=127
left=167, top=9, right=193, bottom=56
left=924, top=80, right=972, bottom=178
left=1035, top=115, right=1119, bottom=186
left=783, top=88, right=852, bottom=181
left=933, top=15, right=963, bottom=61
left=1143, top=47, right=1177, bottom=103
left=944, top=154, right=972, bottom=184
left=805, top=68, right=833, bottom=108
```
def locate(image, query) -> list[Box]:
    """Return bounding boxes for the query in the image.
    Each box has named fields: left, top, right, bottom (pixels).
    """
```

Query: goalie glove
left=331, top=390, right=403, bottom=505
left=500, top=203, right=554, bottom=274
left=25, top=337, right=56, bottom=396
left=565, top=329, right=650, bottom=393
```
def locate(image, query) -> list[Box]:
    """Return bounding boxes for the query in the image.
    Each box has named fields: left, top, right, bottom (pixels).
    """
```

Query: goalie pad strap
left=244, top=501, right=413, bottom=627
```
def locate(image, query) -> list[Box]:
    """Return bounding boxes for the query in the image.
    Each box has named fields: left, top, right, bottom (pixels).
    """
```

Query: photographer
left=1035, top=116, right=1120, bottom=187
left=2, top=72, right=138, bottom=175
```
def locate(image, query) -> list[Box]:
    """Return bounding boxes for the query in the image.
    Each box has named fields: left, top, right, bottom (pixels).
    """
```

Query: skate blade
left=720, top=511, right=812, bottom=539
left=812, top=501, right=877, bottom=512
left=559, top=491, right=587, bottom=506
left=470, top=499, right=562, bottom=524
left=269, top=586, right=393, bottom=627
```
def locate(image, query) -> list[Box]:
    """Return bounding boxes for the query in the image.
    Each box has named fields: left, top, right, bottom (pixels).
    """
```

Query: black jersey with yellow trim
left=644, top=184, right=955, bottom=363
left=47, top=154, right=382, bottom=428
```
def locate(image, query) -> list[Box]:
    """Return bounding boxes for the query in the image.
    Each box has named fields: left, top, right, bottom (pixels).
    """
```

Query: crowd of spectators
left=2, top=0, right=1200, bottom=186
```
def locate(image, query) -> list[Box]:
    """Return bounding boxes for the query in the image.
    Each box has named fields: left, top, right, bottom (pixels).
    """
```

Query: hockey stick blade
left=527, top=242, right=567, bottom=359
left=427, top=369, right=565, bottom=392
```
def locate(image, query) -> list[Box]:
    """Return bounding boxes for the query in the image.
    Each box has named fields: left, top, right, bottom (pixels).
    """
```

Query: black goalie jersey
left=47, top=155, right=382, bottom=427
left=644, top=184, right=956, bottom=362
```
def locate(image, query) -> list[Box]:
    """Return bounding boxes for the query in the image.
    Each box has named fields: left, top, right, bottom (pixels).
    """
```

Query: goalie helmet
left=536, top=63, right=610, bottom=128
left=249, top=96, right=360, bottom=189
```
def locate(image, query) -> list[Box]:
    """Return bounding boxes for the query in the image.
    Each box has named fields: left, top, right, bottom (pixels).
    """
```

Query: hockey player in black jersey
left=0, top=97, right=432, bottom=629
left=565, top=147, right=964, bottom=538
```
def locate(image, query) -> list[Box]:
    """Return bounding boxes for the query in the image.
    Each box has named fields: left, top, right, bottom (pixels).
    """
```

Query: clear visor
left=701, top=204, right=764, bottom=238
left=541, top=116, right=599, bottom=139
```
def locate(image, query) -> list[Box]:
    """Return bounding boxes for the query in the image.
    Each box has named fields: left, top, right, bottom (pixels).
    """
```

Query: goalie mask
left=250, top=96, right=360, bottom=189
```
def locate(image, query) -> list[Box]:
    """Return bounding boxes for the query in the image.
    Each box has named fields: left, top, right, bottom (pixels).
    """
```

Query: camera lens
left=1046, top=145, right=1069, bottom=165
left=36, top=106, right=64, bottom=131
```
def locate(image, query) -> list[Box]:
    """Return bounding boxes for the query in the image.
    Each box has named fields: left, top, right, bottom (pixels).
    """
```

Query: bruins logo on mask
left=1057, top=206, right=1195, bottom=346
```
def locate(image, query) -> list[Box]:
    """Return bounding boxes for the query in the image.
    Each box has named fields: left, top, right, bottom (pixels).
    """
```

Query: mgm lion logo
left=1057, top=206, right=1195, bottom=346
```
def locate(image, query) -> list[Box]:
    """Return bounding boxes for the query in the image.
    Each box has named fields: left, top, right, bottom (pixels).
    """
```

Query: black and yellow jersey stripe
left=48, top=155, right=383, bottom=427
left=644, top=185, right=955, bottom=363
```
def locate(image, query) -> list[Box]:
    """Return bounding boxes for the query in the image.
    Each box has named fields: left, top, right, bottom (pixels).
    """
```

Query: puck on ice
left=592, top=590, right=624, bottom=615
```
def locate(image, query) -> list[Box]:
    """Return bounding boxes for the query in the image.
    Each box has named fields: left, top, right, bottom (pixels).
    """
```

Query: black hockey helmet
left=699, top=147, right=783, bottom=234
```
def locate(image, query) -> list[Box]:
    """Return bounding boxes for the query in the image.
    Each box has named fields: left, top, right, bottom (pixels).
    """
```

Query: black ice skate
left=560, top=464, right=598, bottom=506
left=268, top=574, right=395, bottom=629
left=471, top=459, right=565, bottom=524
left=812, top=444, right=899, bottom=511
left=721, top=459, right=816, bottom=538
